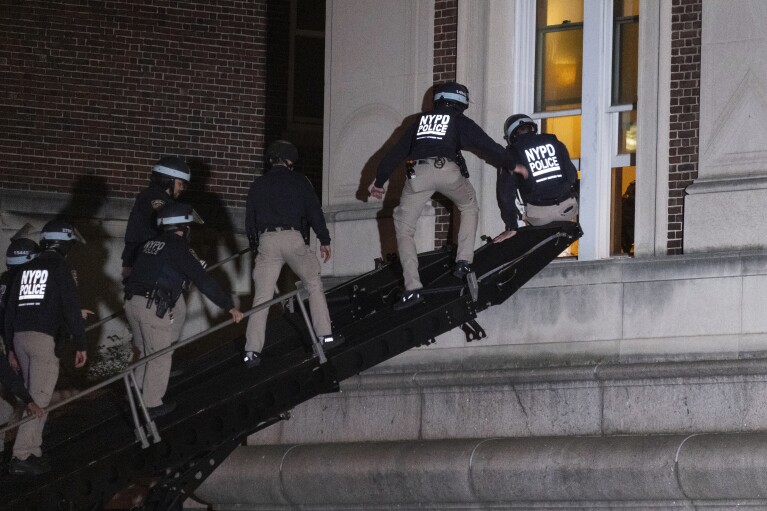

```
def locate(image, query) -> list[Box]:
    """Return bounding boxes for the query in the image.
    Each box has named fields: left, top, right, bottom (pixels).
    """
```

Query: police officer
left=4, top=220, right=87, bottom=476
left=0, top=238, right=45, bottom=455
left=493, top=114, right=579, bottom=244
left=124, top=202, right=243, bottom=418
left=243, top=140, right=339, bottom=368
left=370, top=82, right=516, bottom=309
left=121, top=156, right=191, bottom=279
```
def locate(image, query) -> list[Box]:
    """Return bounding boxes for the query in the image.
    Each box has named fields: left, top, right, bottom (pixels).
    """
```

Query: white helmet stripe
left=157, top=215, right=192, bottom=225
left=434, top=91, right=469, bottom=105
left=42, top=232, right=74, bottom=241
left=505, top=117, right=535, bottom=138
left=153, top=164, right=191, bottom=182
left=7, top=254, right=38, bottom=265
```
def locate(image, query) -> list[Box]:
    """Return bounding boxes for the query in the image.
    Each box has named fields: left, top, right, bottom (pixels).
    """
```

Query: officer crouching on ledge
left=123, top=203, right=243, bottom=419
left=493, top=114, right=579, bottom=244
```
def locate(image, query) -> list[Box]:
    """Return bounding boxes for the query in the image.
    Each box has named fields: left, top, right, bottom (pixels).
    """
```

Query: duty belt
left=527, top=191, right=576, bottom=207
left=259, top=226, right=297, bottom=235
left=411, top=156, right=454, bottom=168
left=124, top=290, right=152, bottom=300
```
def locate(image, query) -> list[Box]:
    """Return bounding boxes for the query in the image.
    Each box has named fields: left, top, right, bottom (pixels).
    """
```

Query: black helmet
left=6, top=238, right=40, bottom=267
left=503, top=114, right=538, bottom=143
left=433, top=82, right=469, bottom=111
left=152, top=156, right=191, bottom=182
left=266, top=140, right=299, bottom=167
left=40, top=219, right=85, bottom=256
left=156, top=202, right=204, bottom=231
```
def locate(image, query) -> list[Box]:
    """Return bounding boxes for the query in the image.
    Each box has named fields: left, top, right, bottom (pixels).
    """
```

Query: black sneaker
left=243, top=351, right=262, bottom=369
left=393, top=289, right=424, bottom=310
left=319, top=334, right=345, bottom=349
left=147, top=401, right=177, bottom=420
left=452, top=260, right=473, bottom=278
left=9, top=455, right=51, bottom=476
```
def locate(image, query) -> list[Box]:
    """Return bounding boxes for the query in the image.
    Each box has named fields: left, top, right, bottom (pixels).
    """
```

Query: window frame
left=514, top=0, right=658, bottom=260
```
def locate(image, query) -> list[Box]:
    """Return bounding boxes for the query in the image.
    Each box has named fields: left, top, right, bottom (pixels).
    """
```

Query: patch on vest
left=19, top=269, right=48, bottom=301
left=152, top=199, right=166, bottom=210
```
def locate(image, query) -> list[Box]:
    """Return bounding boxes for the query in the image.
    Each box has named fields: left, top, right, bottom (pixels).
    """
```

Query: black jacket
left=4, top=250, right=86, bottom=353
left=0, top=268, right=21, bottom=339
left=374, top=104, right=515, bottom=188
left=245, top=165, right=331, bottom=246
left=124, top=231, right=235, bottom=312
left=497, top=132, right=579, bottom=230
left=122, top=185, right=172, bottom=268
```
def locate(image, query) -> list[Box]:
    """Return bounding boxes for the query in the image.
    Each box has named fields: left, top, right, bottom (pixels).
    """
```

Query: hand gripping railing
left=0, top=279, right=326, bottom=448
left=85, top=247, right=252, bottom=333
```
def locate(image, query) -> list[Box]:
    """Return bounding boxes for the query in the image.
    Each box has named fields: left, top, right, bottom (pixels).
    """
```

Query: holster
left=455, top=152, right=469, bottom=178
left=300, top=218, right=310, bottom=245
left=405, top=159, right=416, bottom=180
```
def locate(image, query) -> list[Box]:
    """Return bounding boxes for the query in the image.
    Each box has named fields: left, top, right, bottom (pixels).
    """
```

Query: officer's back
left=248, top=166, right=321, bottom=230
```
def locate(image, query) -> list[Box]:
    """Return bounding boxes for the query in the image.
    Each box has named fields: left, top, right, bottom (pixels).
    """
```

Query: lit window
left=612, top=0, right=639, bottom=106
left=530, top=0, right=639, bottom=258
left=535, top=0, right=584, bottom=112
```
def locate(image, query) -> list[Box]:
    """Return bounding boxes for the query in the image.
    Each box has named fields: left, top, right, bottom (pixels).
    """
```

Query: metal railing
left=1, top=248, right=327, bottom=448
left=85, top=247, right=251, bottom=333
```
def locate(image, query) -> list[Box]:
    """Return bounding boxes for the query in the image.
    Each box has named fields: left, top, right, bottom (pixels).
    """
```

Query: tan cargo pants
left=245, top=229, right=331, bottom=353
left=125, top=294, right=186, bottom=408
left=393, top=160, right=479, bottom=291
left=525, top=196, right=579, bottom=226
left=12, top=331, right=58, bottom=460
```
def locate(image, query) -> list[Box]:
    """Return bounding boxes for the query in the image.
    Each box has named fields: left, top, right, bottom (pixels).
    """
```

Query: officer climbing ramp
left=0, top=221, right=581, bottom=511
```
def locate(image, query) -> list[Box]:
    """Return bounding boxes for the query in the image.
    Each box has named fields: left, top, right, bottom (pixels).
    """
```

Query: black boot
left=243, top=351, right=262, bottom=369
left=452, top=260, right=473, bottom=278
left=394, top=289, right=424, bottom=310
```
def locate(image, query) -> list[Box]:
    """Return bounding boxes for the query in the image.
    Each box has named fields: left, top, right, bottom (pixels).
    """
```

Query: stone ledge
left=343, top=356, right=767, bottom=390
left=195, top=433, right=767, bottom=509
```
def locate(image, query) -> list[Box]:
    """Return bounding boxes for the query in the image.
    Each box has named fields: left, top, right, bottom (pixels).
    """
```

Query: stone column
left=685, top=1, right=767, bottom=251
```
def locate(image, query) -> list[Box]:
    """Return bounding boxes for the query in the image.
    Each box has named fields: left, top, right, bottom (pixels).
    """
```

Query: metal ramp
left=0, top=222, right=581, bottom=510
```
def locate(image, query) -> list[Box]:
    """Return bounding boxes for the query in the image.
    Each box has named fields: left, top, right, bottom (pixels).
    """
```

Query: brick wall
left=0, top=0, right=293, bottom=212
left=667, top=0, right=701, bottom=255
left=433, top=0, right=458, bottom=248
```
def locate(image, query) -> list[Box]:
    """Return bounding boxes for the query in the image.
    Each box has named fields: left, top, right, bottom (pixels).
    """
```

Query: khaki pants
left=525, top=196, right=579, bottom=226
left=12, top=331, right=58, bottom=460
left=125, top=295, right=186, bottom=408
left=245, top=230, right=331, bottom=353
left=393, top=161, right=479, bottom=291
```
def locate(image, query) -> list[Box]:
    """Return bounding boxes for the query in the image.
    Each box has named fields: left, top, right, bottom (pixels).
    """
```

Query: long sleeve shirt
left=4, top=250, right=86, bottom=352
left=374, top=105, right=515, bottom=188
left=497, top=133, right=579, bottom=230
left=124, top=231, right=235, bottom=312
left=245, top=165, right=331, bottom=246
left=122, top=185, right=172, bottom=268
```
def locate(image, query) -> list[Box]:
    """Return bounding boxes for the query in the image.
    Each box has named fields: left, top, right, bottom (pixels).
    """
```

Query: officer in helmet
left=121, top=155, right=191, bottom=279
left=493, top=114, right=579, bottom=244
left=124, top=202, right=243, bottom=419
left=1, top=238, right=40, bottom=331
left=243, top=140, right=339, bottom=368
left=4, top=219, right=87, bottom=475
left=0, top=237, right=45, bottom=449
left=370, top=82, right=516, bottom=309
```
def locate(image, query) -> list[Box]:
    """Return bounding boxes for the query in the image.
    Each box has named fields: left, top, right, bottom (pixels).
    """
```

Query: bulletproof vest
left=515, top=133, right=571, bottom=198
left=410, top=106, right=460, bottom=157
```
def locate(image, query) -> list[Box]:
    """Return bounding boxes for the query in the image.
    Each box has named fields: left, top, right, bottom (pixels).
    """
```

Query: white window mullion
left=578, top=0, right=613, bottom=260
left=512, top=0, right=536, bottom=116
